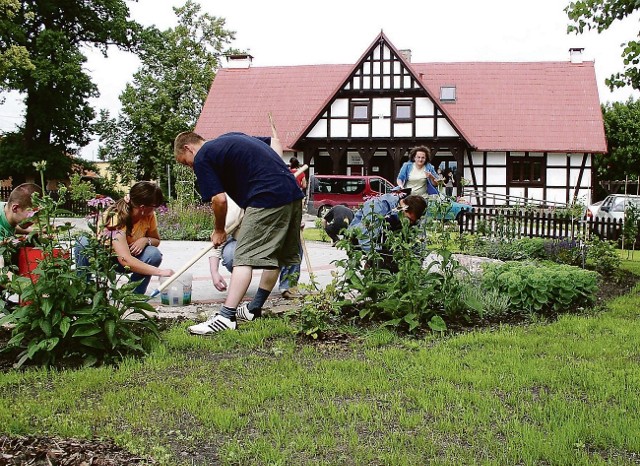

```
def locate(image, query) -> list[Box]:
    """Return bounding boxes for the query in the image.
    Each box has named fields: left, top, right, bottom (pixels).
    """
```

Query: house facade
left=195, top=33, right=606, bottom=206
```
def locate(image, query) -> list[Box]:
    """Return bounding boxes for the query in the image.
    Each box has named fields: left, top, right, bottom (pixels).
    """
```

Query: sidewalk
left=147, top=238, right=346, bottom=306
left=58, top=215, right=344, bottom=318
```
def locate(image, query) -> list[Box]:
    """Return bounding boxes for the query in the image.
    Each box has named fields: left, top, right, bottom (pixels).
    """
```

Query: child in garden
left=75, top=181, right=174, bottom=295
left=0, top=183, right=42, bottom=309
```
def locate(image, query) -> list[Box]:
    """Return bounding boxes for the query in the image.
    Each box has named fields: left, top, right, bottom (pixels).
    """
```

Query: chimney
left=399, top=49, right=412, bottom=63
left=569, top=47, right=584, bottom=64
left=224, top=53, right=253, bottom=69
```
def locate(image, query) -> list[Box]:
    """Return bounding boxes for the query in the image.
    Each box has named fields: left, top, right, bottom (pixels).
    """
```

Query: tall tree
left=0, top=0, right=143, bottom=180
left=96, top=1, right=235, bottom=185
left=0, top=0, right=33, bottom=83
left=566, top=0, right=640, bottom=90
left=598, top=98, right=640, bottom=180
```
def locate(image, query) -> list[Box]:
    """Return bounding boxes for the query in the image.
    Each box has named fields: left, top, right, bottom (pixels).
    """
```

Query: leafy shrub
left=465, top=236, right=546, bottom=261
left=543, top=238, right=584, bottom=266
left=332, top=213, right=470, bottom=333
left=517, top=237, right=548, bottom=260
left=291, top=282, right=341, bottom=339
left=585, top=236, right=620, bottom=277
left=0, top=165, right=160, bottom=368
left=314, top=217, right=328, bottom=242
left=157, top=202, right=215, bottom=240
left=459, top=281, right=512, bottom=319
left=481, top=261, right=598, bottom=314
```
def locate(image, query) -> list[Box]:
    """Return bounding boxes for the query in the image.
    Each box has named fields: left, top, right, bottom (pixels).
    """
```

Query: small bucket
left=159, top=273, right=193, bottom=306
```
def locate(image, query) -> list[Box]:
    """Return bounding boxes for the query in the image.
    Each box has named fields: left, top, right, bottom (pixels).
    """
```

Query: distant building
left=195, top=32, right=605, bottom=205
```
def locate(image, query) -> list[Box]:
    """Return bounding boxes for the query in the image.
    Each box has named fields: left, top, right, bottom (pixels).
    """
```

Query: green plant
left=622, top=201, right=640, bottom=258
left=330, top=212, right=474, bottom=333
left=289, top=281, right=341, bottom=339
left=0, top=162, right=160, bottom=368
left=156, top=201, right=215, bottom=240
left=481, top=261, right=598, bottom=315
left=586, top=236, right=621, bottom=276
left=460, top=281, right=512, bottom=319
left=173, top=164, right=199, bottom=208
left=314, top=217, right=328, bottom=242
left=68, top=173, right=96, bottom=202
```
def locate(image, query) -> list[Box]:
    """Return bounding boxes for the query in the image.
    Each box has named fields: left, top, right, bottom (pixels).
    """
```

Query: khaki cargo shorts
left=233, top=200, right=302, bottom=269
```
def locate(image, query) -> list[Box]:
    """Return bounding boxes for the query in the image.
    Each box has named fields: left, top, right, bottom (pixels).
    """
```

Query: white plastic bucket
left=159, top=273, right=193, bottom=306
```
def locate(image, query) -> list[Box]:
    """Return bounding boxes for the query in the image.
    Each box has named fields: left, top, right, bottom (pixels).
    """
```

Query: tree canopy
left=0, top=0, right=144, bottom=180
left=598, top=98, right=640, bottom=181
left=566, top=0, right=640, bottom=91
left=95, top=0, right=235, bottom=186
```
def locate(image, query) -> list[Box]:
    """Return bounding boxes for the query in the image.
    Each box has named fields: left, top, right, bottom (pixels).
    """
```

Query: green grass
left=2, top=281, right=640, bottom=464
left=303, top=227, right=330, bottom=243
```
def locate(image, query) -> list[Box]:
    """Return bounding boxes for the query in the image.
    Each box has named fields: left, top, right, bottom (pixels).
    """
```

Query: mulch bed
left=0, top=270, right=637, bottom=465
left=0, top=435, right=155, bottom=465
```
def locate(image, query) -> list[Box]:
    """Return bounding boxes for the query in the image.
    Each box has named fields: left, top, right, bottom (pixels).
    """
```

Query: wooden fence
left=457, top=208, right=633, bottom=244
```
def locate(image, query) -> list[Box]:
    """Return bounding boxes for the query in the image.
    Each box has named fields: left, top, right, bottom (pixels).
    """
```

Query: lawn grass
left=303, top=227, right=330, bottom=243
left=1, top=262, right=639, bottom=464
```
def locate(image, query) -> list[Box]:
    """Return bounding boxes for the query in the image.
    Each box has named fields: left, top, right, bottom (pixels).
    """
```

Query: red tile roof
left=195, top=60, right=606, bottom=154
left=414, top=61, right=606, bottom=153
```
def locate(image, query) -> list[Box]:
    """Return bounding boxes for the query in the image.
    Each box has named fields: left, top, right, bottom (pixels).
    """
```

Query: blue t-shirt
left=193, top=132, right=304, bottom=209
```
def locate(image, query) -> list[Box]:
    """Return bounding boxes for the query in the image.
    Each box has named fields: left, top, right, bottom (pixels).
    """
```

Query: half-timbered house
left=195, top=32, right=606, bottom=205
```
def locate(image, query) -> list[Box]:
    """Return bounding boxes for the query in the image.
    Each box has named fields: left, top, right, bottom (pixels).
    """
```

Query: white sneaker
left=236, top=302, right=256, bottom=322
left=188, top=315, right=236, bottom=335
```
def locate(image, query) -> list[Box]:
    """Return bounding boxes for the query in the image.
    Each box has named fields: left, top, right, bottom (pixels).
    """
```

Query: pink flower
left=87, top=196, right=114, bottom=209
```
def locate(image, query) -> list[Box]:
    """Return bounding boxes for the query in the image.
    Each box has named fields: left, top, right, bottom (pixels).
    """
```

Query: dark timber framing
left=294, top=32, right=472, bottom=195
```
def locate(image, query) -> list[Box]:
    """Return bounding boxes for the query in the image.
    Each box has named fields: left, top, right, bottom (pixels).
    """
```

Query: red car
left=307, top=175, right=395, bottom=217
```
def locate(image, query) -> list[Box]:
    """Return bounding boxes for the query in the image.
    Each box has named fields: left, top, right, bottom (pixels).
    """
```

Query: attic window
left=440, top=86, right=456, bottom=102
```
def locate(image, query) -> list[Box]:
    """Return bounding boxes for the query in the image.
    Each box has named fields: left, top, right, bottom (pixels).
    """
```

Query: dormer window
left=350, top=100, right=371, bottom=122
left=440, top=86, right=456, bottom=102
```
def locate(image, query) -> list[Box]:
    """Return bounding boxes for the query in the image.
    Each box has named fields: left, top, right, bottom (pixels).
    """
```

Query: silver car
left=595, top=194, right=640, bottom=221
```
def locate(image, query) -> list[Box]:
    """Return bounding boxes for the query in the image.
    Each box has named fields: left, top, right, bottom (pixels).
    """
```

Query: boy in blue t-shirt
left=174, top=131, right=304, bottom=334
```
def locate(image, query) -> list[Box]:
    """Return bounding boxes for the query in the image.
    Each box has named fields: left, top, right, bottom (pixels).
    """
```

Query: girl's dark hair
left=289, top=157, right=301, bottom=169
left=408, top=145, right=431, bottom=162
left=105, top=181, right=164, bottom=236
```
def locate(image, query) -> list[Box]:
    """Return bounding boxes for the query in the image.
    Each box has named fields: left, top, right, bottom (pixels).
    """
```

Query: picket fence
left=457, top=208, right=634, bottom=244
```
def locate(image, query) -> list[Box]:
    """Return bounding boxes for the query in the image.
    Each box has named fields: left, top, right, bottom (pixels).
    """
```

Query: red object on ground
left=18, top=246, right=69, bottom=282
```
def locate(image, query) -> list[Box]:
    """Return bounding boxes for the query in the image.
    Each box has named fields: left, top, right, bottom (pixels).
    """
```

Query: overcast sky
left=1, top=0, right=639, bottom=160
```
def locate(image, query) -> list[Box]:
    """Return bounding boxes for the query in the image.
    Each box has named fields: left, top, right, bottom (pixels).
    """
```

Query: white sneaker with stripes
left=236, top=302, right=257, bottom=322
left=188, top=315, right=236, bottom=335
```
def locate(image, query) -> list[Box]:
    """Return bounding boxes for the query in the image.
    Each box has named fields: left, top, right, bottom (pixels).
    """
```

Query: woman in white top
left=396, top=146, right=440, bottom=197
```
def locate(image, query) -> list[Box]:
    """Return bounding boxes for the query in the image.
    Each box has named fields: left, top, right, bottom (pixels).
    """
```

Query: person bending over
left=174, top=131, right=304, bottom=334
left=322, top=205, right=354, bottom=246
left=75, top=181, right=174, bottom=294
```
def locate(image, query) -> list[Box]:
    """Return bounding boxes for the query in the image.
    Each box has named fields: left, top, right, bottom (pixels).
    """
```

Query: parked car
left=307, top=174, right=395, bottom=217
left=594, top=194, right=640, bottom=222
left=584, top=200, right=603, bottom=219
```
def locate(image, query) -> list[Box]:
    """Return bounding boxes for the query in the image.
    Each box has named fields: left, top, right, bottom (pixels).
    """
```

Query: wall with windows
left=464, top=151, right=592, bottom=206
left=307, top=96, right=458, bottom=140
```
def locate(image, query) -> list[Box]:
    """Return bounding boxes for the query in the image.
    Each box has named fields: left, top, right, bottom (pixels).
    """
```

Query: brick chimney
left=398, top=49, right=412, bottom=63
